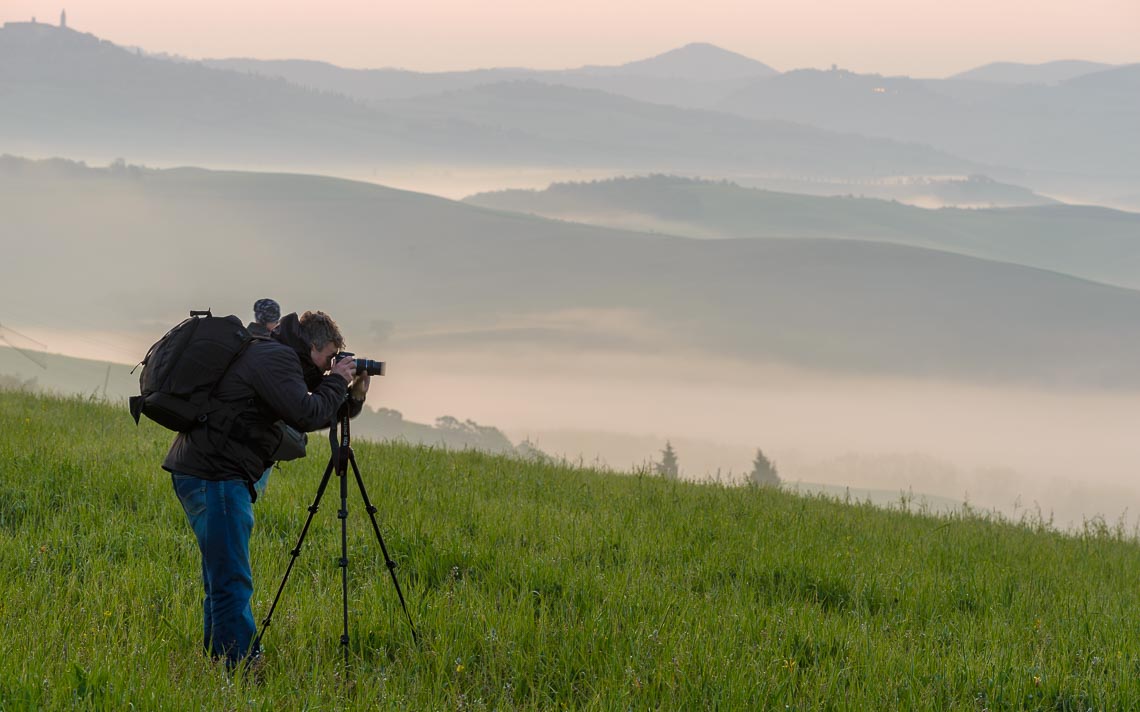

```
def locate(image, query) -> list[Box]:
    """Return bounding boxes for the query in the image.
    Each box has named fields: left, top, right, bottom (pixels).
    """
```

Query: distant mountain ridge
left=951, top=60, right=1117, bottom=84
left=198, top=32, right=1140, bottom=200
left=0, top=23, right=977, bottom=180
left=204, top=41, right=778, bottom=105
left=3, top=22, right=1137, bottom=203
left=715, top=63, right=1140, bottom=183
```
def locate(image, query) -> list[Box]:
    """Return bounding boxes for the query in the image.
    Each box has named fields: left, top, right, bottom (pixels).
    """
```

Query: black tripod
left=253, top=398, right=418, bottom=669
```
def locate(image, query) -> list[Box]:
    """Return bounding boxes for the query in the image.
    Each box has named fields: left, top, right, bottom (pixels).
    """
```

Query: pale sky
left=6, top=0, right=1139, bottom=77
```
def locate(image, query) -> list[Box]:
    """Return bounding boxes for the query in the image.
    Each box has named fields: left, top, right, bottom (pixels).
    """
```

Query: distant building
left=2, top=20, right=55, bottom=34
left=60, top=10, right=67, bottom=28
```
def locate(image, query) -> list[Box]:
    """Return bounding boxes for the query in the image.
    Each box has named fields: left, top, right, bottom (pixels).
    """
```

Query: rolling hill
left=4, top=156, right=1140, bottom=387
left=371, top=81, right=977, bottom=177
left=464, top=176, right=1140, bottom=289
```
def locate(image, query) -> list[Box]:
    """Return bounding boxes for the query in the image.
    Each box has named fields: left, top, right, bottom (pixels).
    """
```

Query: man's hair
left=298, top=310, right=345, bottom=351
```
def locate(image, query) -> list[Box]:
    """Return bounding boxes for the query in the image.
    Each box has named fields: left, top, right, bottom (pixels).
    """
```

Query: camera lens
left=356, top=359, right=385, bottom=376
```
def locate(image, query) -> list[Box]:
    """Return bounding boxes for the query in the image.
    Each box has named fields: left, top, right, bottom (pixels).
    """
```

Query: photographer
left=163, top=310, right=369, bottom=670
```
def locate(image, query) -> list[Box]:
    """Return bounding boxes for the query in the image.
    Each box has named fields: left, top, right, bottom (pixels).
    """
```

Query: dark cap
left=253, top=298, right=281, bottom=325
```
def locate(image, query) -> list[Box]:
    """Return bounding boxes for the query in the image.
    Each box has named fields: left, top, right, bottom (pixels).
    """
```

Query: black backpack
left=129, top=309, right=255, bottom=432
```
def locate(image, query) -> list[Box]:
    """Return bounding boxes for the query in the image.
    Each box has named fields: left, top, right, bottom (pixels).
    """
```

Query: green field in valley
left=2, top=389, right=1138, bottom=710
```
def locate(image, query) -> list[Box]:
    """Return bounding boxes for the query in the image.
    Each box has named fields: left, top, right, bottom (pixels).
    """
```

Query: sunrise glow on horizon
left=5, top=0, right=1139, bottom=77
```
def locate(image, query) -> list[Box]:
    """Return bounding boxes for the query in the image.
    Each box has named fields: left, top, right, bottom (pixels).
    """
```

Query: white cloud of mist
left=376, top=339, right=1140, bottom=530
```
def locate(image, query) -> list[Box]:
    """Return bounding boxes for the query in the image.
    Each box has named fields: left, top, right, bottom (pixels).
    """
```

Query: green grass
left=2, top=389, right=1139, bottom=710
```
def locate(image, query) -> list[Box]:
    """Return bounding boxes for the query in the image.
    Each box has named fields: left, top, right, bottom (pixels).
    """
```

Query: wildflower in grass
left=1033, top=675, right=1042, bottom=686
left=783, top=659, right=797, bottom=672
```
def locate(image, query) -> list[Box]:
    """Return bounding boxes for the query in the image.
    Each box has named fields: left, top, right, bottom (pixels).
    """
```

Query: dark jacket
left=162, top=338, right=348, bottom=483
left=247, top=321, right=272, bottom=338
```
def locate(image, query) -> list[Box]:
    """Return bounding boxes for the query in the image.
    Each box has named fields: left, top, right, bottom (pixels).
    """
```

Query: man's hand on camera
left=351, top=373, right=370, bottom=401
left=330, top=355, right=356, bottom=384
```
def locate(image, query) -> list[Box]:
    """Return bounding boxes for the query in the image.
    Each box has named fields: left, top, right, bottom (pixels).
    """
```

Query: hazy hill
left=201, top=58, right=538, bottom=102
left=373, top=81, right=977, bottom=177
left=1063, top=62, right=1140, bottom=90
left=0, top=24, right=972, bottom=180
left=205, top=42, right=777, bottom=109
left=671, top=172, right=1056, bottom=210
left=950, top=60, right=1116, bottom=84
left=717, top=65, right=1140, bottom=181
left=579, top=42, right=778, bottom=79
left=464, top=176, right=1140, bottom=289
left=0, top=23, right=576, bottom=167
left=4, top=157, right=1140, bottom=387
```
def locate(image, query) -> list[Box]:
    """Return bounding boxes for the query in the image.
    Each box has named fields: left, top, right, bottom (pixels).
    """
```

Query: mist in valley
left=387, top=344, right=1140, bottom=528
left=6, top=318, right=1139, bottom=533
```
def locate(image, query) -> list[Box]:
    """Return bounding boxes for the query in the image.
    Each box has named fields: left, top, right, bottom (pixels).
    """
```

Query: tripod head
left=329, top=383, right=365, bottom=447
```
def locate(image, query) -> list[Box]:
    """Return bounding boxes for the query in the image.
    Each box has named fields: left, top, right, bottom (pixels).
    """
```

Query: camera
left=334, top=351, right=385, bottom=377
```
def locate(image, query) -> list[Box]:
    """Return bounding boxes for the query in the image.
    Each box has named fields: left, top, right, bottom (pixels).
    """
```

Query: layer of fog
left=10, top=309, right=1140, bottom=533
left=376, top=345, right=1140, bottom=531
left=16, top=144, right=1138, bottom=213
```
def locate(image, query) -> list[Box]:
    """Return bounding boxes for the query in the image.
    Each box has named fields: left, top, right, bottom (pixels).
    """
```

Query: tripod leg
left=347, top=448, right=420, bottom=645
left=252, top=454, right=337, bottom=653
left=338, top=445, right=351, bottom=670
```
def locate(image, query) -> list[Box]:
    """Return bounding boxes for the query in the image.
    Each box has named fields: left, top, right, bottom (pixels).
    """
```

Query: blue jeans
left=254, top=466, right=272, bottom=498
left=172, top=473, right=258, bottom=666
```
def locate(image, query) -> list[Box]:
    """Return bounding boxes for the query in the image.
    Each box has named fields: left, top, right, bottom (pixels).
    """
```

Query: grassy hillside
left=3, top=390, right=1140, bottom=709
